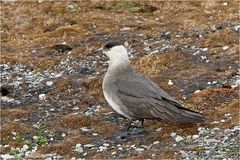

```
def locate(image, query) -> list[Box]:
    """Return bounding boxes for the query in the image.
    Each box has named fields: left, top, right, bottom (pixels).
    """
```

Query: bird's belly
left=103, top=91, right=129, bottom=118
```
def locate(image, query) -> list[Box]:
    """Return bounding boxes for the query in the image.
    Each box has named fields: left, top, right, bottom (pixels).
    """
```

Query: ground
left=0, top=1, right=239, bottom=159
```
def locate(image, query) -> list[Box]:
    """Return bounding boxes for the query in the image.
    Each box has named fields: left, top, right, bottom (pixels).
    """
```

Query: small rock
left=99, top=146, right=107, bottom=152
left=202, top=48, right=208, bottom=51
left=0, top=154, right=15, bottom=159
left=118, top=147, right=123, bottom=150
left=111, top=151, right=116, bottom=155
left=153, top=141, right=160, bottom=145
left=144, top=47, right=151, bottom=52
left=201, top=55, right=207, bottom=60
left=168, top=80, right=174, bottom=86
left=211, top=121, right=219, bottom=124
left=175, top=135, right=184, bottom=142
left=171, top=132, right=176, bottom=137
left=1, top=97, right=14, bottom=102
left=46, top=81, right=54, bottom=86
left=61, top=133, right=66, bottom=137
left=233, top=125, right=240, bottom=131
left=192, top=135, right=199, bottom=139
left=223, top=2, right=227, bottom=5
left=155, top=128, right=162, bottom=132
left=80, top=128, right=91, bottom=132
left=39, top=94, right=46, bottom=100
left=205, top=138, right=220, bottom=143
left=135, top=148, right=144, bottom=152
left=223, top=46, right=229, bottom=50
left=172, top=144, right=177, bottom=147
left=84, top=144, right=95, bottom=148
left=212, top=81, right=218, bottom=84
left=220, top=119, right=225, bottom=123
left=234, top=25, right=240, bottom=31
left=194, top=90, right=201, bottom=94
left=121, top=27, right=131, bottom=31
left=103, top=143, right=110, bottom=147
left=75, top=144, right=83, bottom=153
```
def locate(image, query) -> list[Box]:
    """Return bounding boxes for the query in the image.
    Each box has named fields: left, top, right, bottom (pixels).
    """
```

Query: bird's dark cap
left=103, top=40, right=123, bottom=51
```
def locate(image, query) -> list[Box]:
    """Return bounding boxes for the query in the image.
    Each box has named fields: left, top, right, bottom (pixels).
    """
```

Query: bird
left=102, top=40, right=204, bottom=132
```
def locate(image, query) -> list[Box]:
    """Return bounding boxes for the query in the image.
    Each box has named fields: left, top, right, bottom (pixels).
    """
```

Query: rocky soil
left=1, top=1, right=239, bottom=159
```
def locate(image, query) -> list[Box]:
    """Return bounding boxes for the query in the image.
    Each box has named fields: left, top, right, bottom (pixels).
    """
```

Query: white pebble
left=103, top=143, right=110, bottom=147
left=155, top=128, right=162, bottom=132
left=220, top=119, right=226, bottom=123
left=170, top=132, right=176, bottom=137
left=46, top=81, right=54, bottom=86
left=223, top=46, right=229, bottom=50
left=202, top=48, right=208, bottom=51
left=61, top=133, right=66, bottom=137
left=175, top=135, right=184, bottom=142
left=80, top=128, right=91, bottom=132
left=0, top=154, right=15, bottom=159
left=39, top=94, right=46, bottom=100
left=84, top=144, right=95, bottom=148
left=211, top=121, right=219, bottom=124
left=75, top=144, right=83, bottom=153
left=136, top=148, right=144, bottom=152
left=92, top=133, right=98, bottom=136
left=192, top=135, right=199, bottom=139
left=223, top=2, right=227, bottom=5
left=153, top=141, right=160, bottom=145
left=234, top=25, right=240, bottom=31
left=194, top=90, right=201, bottom=94
left=168, top=80, right=174, bottom=86
left=201, top=55, right=207, bottom=60
left=172, top=144, right=177, bottom=147
left=118, top=147, right=123, bottom=150
left=111, top=151, right=116, bottom=155
left=212, top=81, right=218, bottom=84
left=99, top=146, right=107, bottom=152
left=144, top=47, right=151, bottom=52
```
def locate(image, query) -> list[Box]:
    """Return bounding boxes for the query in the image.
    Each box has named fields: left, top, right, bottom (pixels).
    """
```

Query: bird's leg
left=140, top=119, right=144, bottom=129
left=126, top=119, right=133, bottom=131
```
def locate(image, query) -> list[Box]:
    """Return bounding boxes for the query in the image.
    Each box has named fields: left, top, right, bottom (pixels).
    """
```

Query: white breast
left=103, top=90, right=129, bottom=118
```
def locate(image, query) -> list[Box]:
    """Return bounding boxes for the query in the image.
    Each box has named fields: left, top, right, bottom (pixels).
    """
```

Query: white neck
left=106, top=46, right=130, bottom=68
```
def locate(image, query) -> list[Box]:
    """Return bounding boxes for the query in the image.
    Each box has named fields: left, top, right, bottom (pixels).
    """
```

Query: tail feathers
left=178, top=110, right=205, bottom=123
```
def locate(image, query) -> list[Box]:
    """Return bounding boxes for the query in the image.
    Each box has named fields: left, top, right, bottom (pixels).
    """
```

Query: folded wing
left=114, top=76, right=204, bottom=123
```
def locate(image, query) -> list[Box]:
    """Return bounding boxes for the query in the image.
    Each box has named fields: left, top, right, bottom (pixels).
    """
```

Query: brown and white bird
left=102, top=40, right=204, bottom=130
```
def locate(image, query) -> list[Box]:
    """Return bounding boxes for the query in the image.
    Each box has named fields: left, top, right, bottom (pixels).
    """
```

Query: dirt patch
left=1, top=108, right=30, bottom=120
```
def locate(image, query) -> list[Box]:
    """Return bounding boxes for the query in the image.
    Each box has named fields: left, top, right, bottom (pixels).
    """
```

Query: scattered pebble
left=135, top=148, right=144, bottom=152
left=46, top=81, right=54, bottom=86
left=168, top=80, right=174, bottom=86
left=202, top=48, right=208, bottom=52
left=175, top=135, right=184, bottom=142
left=39, top=94, right=46, bottom=100
left=192, top=135, right=199, bottom=139
left=171, top=132, right=176, bottom=137
left=75, top=144, right=83, bottom=153
left=223, top=46, right=229, bottom=50
left=155, top=128, right=162, bottom=132
left=84, top=144, right=95, bottom=148
left=194, top=90, right=201, bottom=94
left=99, top=146, right=107, bottom=152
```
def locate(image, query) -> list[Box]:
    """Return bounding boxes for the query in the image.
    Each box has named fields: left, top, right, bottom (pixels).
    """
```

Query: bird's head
left=103, top=40, right=129, bottom=65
